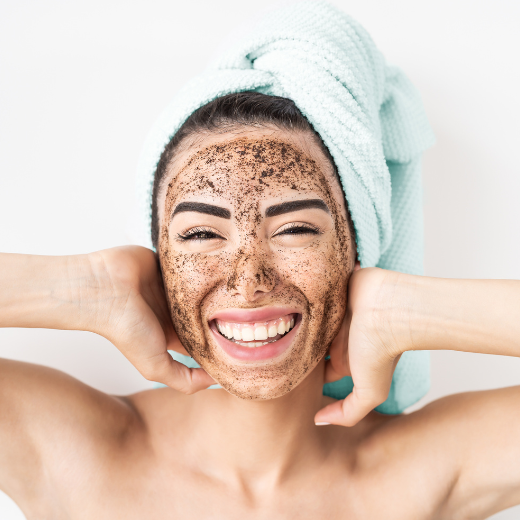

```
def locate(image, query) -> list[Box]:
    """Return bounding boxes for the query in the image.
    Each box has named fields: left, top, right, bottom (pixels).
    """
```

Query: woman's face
left=157, top=127, right=356, bottom=400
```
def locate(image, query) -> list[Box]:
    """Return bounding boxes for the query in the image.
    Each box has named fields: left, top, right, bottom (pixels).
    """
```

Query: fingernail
left=315, top=422, right=331, bottom=426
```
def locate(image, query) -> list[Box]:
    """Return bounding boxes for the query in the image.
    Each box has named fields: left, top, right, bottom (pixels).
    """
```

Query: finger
left=146, top=280, right=190, bottom=357
left=314, top=390, right=378, bottom=427
left=139, top=351, right=216, bottom=394
left=163, top=365, right=216, bottom=394
left=325, top=312, right=352, bottom=382
left=314, top=387, right=383, bottom=427
left=324, top=357, right=350, bottom=383
left=316, top=355, right=401, bottom=427
left=163, top=325, right=191, bottom=356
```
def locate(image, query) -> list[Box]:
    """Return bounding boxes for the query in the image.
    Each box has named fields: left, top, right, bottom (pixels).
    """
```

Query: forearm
left=0, top=253, right=95, bottom=331
left=393, top=273, right=520, bottom=357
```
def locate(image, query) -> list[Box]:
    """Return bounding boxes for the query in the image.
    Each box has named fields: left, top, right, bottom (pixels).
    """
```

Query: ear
left=354, top=260, right=361, bottom=271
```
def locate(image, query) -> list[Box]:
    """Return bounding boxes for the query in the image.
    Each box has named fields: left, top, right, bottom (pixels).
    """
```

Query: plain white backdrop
left=1, top=0, right=519, bottom=518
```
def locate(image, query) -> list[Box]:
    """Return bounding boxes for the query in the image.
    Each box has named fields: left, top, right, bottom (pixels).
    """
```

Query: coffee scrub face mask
left=157, top=127, right=356, bottom=400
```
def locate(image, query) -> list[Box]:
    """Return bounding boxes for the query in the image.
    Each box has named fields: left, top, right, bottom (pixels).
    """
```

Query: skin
left=1, top=126, right=520, bottom=518
left=156, top=128, right=355, bottom=399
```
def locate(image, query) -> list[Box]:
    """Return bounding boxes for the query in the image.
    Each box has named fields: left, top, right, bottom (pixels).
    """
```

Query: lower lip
left=209, top=316, right=301, bottom=361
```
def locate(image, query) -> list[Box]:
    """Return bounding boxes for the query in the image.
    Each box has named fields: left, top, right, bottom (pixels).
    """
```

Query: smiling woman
left=154, top=112, right=356, bottom=399
left=5, top=1, right=520, bottom=519
left=135, top=0, right=436, bottom=414
left=144, top=86, right=432, bottom=409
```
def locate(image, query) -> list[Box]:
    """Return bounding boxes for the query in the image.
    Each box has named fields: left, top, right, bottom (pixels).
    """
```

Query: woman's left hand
left=314, top=267, right=407, bottom=427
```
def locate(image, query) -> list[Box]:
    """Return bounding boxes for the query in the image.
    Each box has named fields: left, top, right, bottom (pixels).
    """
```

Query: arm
left=316, top=268, right=520, bottom=518
left=390, top=273, right=520, bottom=358
left=0, top=247, right=213, bottom=389
left=0, top=248, right=213, bottom=495
left=397, top=274, right=520, bottom=518
left=317, top=268, right=520, bottom=424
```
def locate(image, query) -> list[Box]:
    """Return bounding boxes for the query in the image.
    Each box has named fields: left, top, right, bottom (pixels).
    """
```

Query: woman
left=1, top=2, right=520, bottom=519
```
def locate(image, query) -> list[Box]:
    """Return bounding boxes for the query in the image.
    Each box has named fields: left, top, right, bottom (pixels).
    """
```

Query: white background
left=1, top=0, right=519, bottom=518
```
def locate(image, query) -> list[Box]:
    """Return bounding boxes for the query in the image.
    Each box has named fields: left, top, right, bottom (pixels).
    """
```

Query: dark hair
left=151, top=91, right=341, bottom=248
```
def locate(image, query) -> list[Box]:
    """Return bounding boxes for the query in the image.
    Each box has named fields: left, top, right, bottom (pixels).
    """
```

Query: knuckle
left=373, top=391, right=388, bottom=406
left=171, top=379, right=195, bottom=395
left=165, top=370, right=197, bottom=395
left=139, top=355, right=201, bottom=395
left=356, top=388, right=386, bottom=407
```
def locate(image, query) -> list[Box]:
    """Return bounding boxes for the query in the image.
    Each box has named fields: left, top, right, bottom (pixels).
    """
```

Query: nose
left=226, top=247, right=277, bottom=301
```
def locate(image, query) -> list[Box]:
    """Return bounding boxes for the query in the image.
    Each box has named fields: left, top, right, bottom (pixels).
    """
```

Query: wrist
left=396, top=272, right=433, bottom=354
left=81, top=251, right=120, bottom=335
left=84, top=247, right=141, bottom=339
left=383, top=273, right=458, bottom=355
left=0, top=253, right=92, bottom=330
left=370, top=269, right=428, bottom=357
left=40, top=253, right=98, bottom=332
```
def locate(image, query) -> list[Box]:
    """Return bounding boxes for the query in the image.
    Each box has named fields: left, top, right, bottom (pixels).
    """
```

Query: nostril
left=225, top=254, right=277, bottom=299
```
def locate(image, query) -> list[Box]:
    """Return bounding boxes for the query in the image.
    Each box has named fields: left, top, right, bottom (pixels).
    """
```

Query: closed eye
left=273, top=223, right=322, bottom=237
left=176, top=226, right=225, bottom=242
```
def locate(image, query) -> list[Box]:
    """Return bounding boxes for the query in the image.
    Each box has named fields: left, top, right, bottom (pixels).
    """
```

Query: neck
left=185, top=359, right=331, bottom=491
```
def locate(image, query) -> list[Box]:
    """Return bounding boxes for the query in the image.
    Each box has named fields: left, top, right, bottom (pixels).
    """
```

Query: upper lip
left=208, top=306, right=301, bottom=323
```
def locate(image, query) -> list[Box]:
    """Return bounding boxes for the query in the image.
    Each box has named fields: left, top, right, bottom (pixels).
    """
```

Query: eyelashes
left=176, top=223, right=322, bottom=242
left=273, top=222, right=322, bottom=237
left=176, top=227, right=224, bottom=242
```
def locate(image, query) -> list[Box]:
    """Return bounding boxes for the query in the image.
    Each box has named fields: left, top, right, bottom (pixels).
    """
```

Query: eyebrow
left=171, top=202, right=231, bottom=220
left=265, top=199, right=330, bottom=217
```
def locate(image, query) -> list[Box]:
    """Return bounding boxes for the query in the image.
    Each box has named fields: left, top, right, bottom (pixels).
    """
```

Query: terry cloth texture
left=138, top=1, right=434, bottom=414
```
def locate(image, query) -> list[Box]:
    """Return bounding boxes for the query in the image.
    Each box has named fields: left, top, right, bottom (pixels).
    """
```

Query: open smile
left=215, top=313, right=296, bottom=347
left=208, top=309, right=302, bottom=361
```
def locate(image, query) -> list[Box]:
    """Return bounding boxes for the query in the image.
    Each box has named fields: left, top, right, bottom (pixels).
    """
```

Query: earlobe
left=354, top=261, right=361, bottom=272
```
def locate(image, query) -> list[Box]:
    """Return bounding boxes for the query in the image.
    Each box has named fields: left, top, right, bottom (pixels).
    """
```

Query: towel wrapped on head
left=135, top=0, right=435, bottom=413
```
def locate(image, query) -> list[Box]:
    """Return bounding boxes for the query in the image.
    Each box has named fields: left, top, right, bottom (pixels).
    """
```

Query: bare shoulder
left=0, top=357, right=141, bottom=439
left=356, top=389, right=504, bottom=458
left=352, top=387, right=520, bottom=519
left=0, top=358, right=145, bottom=514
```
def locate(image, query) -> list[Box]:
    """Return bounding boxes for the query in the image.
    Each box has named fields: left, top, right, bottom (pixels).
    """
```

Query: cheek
left=159, top=245, right=233, bottom=361
left=275, top=242, right=348, bottom=298
left=275, top=242, right=349, bottom=339
left=159, top=245, right=225, bottom=325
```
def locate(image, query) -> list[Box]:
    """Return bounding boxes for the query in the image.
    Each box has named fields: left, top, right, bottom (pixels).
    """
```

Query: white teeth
left=241, top=328, right=255, bottom=341
left=216, top=314, right=297, bottom=347
left=226, top=324, right=233, bottom=339
left=236, top=340, right=270, bottom=348
left=254, top=326, right=268, bottom=340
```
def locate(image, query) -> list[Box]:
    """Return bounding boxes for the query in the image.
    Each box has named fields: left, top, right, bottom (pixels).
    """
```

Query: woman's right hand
left=83, top=246, right=215, bottom=393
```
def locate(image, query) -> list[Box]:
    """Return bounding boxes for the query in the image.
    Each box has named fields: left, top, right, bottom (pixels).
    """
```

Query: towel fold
left=137, top=1, right=434, bottom=413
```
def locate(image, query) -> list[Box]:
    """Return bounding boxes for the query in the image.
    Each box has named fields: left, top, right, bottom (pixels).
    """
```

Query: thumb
left=315, top=354, right=401, bottom=427
left=324, top=311, right=352, bottom=383
left=140, top=350, right=216, bottom=394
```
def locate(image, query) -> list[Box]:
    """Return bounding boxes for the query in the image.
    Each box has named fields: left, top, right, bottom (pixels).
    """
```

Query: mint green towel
left=138, top=1, right=434, bottom=414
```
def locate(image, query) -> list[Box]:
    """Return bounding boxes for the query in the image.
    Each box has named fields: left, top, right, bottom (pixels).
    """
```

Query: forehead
left=159, top=128, right=345, bottom=219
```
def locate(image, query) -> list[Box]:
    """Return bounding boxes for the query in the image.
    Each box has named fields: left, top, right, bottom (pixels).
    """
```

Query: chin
left=212, top=371, right=303, bottom=401
left=190, top=342, right=328, bottom=401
